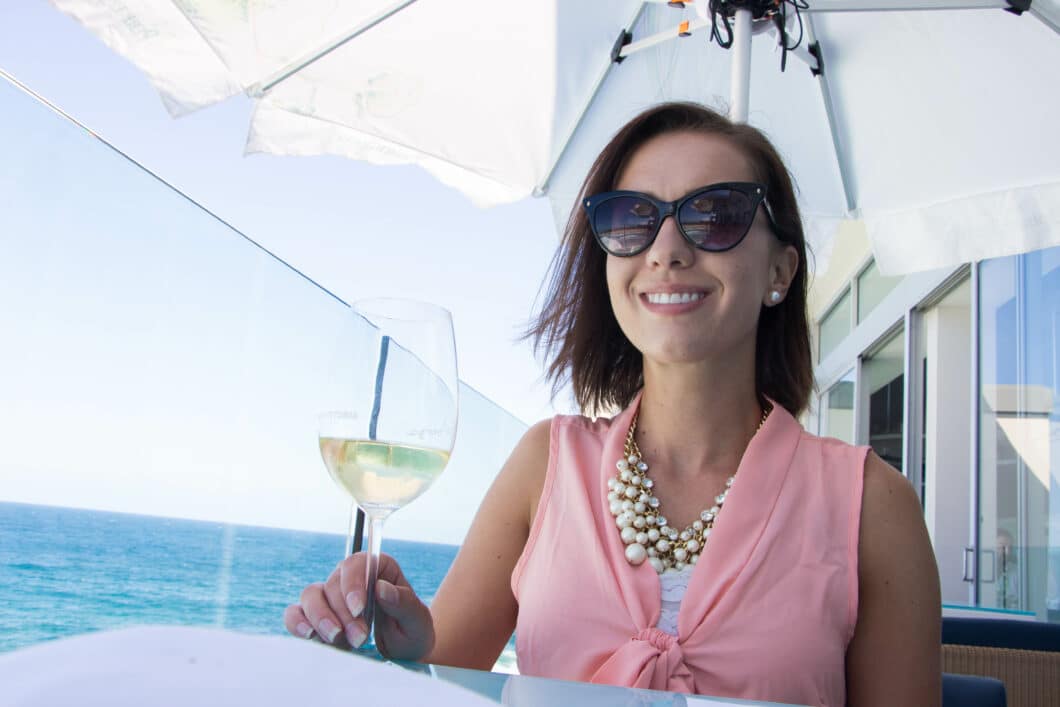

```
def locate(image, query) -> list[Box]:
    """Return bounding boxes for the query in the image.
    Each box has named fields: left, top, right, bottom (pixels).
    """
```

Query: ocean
left=0, top=502, right=516, bottom=670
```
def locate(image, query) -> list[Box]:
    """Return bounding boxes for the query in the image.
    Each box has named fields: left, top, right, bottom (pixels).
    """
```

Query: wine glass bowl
left=317, top=298, right=458, bottom=656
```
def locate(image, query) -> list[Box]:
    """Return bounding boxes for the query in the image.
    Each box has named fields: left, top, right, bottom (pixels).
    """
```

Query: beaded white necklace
left=607, top=406, right=770, bottom=574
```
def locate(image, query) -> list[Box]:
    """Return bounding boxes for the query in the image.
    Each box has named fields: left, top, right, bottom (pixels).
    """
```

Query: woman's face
left=605, top=130, right=796, bottom=369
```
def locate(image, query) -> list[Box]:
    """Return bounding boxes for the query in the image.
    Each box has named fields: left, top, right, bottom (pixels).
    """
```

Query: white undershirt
left=656, top=564, right=695, bottom=635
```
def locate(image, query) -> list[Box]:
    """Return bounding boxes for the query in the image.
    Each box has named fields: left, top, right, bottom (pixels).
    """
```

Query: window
left=818, top=288, right=852, bottom=362
left=857, top=259, right=902, bottom=323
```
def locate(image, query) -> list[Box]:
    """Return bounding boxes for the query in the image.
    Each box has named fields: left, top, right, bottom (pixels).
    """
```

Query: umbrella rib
left=247, top=0, right=420, bottom=97
left=804, top=14, right=857, bottom=215
left=1031, top=5, right=1060, bottom=35
left=534, top=1, right=649, bottom=196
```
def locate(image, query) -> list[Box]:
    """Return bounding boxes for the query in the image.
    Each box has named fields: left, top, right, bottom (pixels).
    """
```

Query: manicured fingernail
left=346, top=590, right=364, bottom=617
left=345, top=622, right=366, bottom=648
left=376, top=579, right=398, bottom=605
left=296, top=622, right=315, bottom=639
left=319, top=618, right=341, bottom=643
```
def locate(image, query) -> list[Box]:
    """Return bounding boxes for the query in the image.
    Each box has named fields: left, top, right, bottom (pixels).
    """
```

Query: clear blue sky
left=0, top=3, right=572, bottom=543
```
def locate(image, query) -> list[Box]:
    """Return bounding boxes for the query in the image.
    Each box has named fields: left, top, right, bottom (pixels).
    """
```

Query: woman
left=285, top=103, right=941, bottom=706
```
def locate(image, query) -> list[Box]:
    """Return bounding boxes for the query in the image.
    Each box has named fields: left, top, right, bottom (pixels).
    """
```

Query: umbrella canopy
left=49, top=0, right=1060, bottom=274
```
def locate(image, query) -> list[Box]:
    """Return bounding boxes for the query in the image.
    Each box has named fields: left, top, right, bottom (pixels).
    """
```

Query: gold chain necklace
left=607, top=406, right=770, bottom=574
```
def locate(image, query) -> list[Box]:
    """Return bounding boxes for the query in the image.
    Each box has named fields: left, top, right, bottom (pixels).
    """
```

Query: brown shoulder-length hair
left=526, top=102, right=814, bottom=417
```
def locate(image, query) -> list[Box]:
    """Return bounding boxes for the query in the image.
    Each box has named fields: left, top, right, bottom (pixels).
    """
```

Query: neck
left=636, top=356, right=764, bottom=480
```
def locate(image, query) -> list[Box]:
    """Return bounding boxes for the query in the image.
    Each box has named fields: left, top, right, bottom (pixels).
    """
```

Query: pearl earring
left=769, top=290, right=781, bottom=304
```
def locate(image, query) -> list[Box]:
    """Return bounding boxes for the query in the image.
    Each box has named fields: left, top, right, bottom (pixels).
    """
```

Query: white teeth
left=646, top=292, right=704, bottom=305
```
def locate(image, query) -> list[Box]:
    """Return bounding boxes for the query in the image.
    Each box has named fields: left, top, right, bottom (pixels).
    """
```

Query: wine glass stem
left=363, top=512, right=388, bottom=650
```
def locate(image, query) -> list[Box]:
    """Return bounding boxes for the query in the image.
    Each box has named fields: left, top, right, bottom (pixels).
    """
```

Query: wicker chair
left=942, top=617, right=1060, bottom=707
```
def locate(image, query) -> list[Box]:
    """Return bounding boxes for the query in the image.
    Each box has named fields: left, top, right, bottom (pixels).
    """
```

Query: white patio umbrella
left=48, top=0, right=1060, bottom=275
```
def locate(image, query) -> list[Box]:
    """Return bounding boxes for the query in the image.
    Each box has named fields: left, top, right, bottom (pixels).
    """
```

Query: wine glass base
left=350, top=643, right=432, bottom=675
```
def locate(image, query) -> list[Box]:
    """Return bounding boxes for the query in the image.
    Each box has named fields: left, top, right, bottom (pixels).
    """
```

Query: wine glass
left=318, top=298, right=458, bottom=656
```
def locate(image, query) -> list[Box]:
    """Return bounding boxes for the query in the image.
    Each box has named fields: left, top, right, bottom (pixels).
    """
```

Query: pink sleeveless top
left=511, top=395, right=867, bottom=707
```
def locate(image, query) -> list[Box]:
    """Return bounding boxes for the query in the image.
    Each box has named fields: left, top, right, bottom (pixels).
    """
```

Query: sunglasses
left=583, top=182, right=777, bottom=257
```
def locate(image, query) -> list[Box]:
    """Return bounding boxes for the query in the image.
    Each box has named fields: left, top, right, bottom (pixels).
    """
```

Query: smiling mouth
left=643, top=292, right=706, bottom=305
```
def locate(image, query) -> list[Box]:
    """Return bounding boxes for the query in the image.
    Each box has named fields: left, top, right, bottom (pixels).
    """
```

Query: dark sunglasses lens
left=592, top=196, right=659, bottom=255
left=678, top=189, right=756, bottom=251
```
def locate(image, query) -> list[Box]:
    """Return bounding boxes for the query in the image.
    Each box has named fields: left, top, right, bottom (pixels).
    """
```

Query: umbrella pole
left=729, top=8, right=753, bottom=124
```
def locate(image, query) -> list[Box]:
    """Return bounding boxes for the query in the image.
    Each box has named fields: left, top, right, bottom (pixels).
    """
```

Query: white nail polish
left=319, top=618, right=341, bottom=643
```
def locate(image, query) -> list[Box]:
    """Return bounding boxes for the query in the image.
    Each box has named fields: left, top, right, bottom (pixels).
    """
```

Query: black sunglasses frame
left=583, top=181, right=778, bottom=257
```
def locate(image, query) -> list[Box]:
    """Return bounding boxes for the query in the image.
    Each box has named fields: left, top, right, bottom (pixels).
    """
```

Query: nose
left=646, top=214, right=694, bottom=269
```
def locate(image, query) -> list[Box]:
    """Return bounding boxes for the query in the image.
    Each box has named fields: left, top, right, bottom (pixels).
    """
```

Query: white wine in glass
left=318, top=298, right=458, bottom=657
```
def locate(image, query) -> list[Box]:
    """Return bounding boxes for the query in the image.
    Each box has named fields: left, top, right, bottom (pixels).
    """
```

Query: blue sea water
left=0, top=502, right=515, bottom=668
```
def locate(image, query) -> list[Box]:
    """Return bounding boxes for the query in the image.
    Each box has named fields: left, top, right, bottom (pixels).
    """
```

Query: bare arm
left=846, top=452, right=942, bottom=707
left=424, top=418, right=551, bottom=669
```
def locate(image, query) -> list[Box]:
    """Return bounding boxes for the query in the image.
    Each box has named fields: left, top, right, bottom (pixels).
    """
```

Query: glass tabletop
left=429, top=664, right=808, bottom=707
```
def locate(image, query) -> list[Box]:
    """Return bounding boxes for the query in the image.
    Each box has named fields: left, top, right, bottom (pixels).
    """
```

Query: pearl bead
left=700, top=510, right=714, bottom=522
left=675, top=561, right=686, bottom=570
left=667, top=528, right=678, bottom=540
left=690, top=554, right=698, bottom=564
left=710, top=505, right=720, bottom=515
left=632, top=515, right=646, bottom=529
left=607, top=491, right=618, bottom=502
left=715, top=493, right=726, bottom=504
left=607, top=478, right=617, bottom=490
left=657, top=516, right=668, bottom=528
left=674, top=548, right=688, bottom=562
left=645, top=516, right=656, bottom=526
left=627, top=454, right=639, bottom=464
left=679, top=530, right=691, bottom=542
left=686, top=539, right=700, bottom=553
left=647, top=547, right=657, bottom=557
left=625, top=543, right=647, bottom=565
left=656, top=539, right=671, bottom=553
left=624, top=486, right=638, bottom=499
left=649, top=497, right=660, bottom=508
left=617, top=514, right=633, bottom=529
left=633, top=502, right=646, bottom=514
left=629, top=475, right=641, bottom=486
left=637, top=461, right=648, bottom=472
left=620, top=526, right=638, bottom=544
left=725, top=477, right=734, bottom=488
left=649, top=557, right=665, bottom=574
left=647, top=528, right=660, bottom=542
left=616, top=459, right=629, bottom=472
left=638, top=492, right=649, bottom=504
left=635, top=532, right=648, bottom=545
left=692, top=520, right=704, bottom=531
left=609, top=500, right=623, bottom=515
left=703, top=528, right=712, bottom=538
left=620, top=469, right=631, bottom=482
left=614, top=482, right=626, bottom=494
left=621, top=499, right=633, bottom=511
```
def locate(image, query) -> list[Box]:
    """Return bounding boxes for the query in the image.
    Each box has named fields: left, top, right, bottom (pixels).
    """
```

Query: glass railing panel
left=0, top=69, right=527, bottom=657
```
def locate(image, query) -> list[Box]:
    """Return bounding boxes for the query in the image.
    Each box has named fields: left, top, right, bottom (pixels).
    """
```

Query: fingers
left=324, top=568, right=366, bottom=649
left=289, top=552, right=428, bottom=657
left=298, top=581, right=348, bottom=648
left=283, top=603, right=316, bottom=640
left=373, top=578, right=435, bottom=661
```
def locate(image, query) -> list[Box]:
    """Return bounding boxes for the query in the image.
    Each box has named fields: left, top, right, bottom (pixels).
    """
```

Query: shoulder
left=505, top=413, right=612, bottom=523
left=846, top=452, right=942, bottom=704
left=855, top=450, right=939, bottom=627
left=859, top=452, right=925, bottom=549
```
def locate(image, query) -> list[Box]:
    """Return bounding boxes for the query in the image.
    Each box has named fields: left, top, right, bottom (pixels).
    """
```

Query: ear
left=763, top=244, right=799, bottom=307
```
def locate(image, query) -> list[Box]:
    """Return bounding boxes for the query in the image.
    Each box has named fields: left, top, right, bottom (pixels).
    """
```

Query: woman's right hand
left=284, top=552, right=435, bottom=662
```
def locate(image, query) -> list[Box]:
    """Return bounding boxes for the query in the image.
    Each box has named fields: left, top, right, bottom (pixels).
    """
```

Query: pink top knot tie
left=590, top=627, right=695, bottom=693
